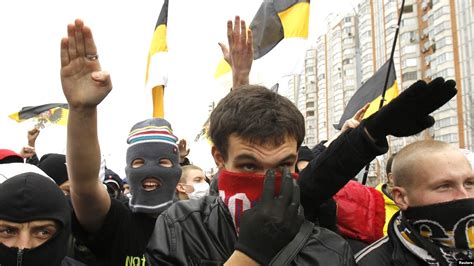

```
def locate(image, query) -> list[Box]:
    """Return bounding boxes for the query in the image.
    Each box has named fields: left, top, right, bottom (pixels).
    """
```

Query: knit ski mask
left=125, top=118, right=182, bottom=214
left=0, top=172, right=71, bottom=266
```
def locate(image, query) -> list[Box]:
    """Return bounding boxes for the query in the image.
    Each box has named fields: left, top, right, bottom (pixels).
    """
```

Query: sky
left=0, top=0, right=360, bottom=178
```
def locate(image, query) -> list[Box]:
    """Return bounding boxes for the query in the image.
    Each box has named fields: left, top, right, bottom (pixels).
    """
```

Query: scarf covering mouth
left=395, top=198, right=474, bottom=265
left=218, top=169, right=298, bottom=233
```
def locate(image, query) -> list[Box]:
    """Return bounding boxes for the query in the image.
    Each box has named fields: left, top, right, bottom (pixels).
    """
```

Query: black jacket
left=146, top=196, right=356, bottom=265
left=298, top=125, right=388, bottom=224
left=355, top=212, right=427, bottom=266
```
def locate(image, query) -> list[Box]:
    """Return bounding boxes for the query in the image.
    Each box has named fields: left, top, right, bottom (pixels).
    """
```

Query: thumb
left=91, top=71, right=111, bottom=85
left=218, top=42, right=229, bottom=56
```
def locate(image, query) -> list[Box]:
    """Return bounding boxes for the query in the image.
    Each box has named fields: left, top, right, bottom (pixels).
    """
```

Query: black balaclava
left=37, top=153, right=68, bottom=186
left=0, top=172, right=71, bottom=266
left=125, top=118, right=182, bottom=214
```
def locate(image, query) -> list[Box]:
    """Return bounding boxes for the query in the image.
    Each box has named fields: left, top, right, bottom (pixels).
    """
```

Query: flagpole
left=362, top=0, right=406, bottom=185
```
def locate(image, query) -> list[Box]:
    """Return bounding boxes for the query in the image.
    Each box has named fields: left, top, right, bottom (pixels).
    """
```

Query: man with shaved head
left=356, top=140, right=474, bottom=265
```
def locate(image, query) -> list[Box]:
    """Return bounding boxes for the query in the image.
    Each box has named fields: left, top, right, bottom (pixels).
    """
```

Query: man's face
left=393, top=150, right=474, bottom=210
left=0, top=219, right=58, bottom=249
left=181, top=169, right=207, bottom=191
left=213, top=134, right=298, bottom=175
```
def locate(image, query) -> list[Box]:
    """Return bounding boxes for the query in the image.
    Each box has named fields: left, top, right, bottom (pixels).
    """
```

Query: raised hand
left=218, top=16, right=253, bottom=88
left=235, top=167, right=304, bottom=265
left=60, top=19, right=112, bottom=110
left=178, top=139, right=190, bottom=158
left=363, top=77, right=457, bottom=139
left=341, top=103, right=370, bottom=133
left=27, top=127, right=40, bottom=147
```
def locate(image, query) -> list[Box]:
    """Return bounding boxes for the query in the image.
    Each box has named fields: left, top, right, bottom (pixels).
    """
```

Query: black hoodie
left=0, top=172, right=80, bottom=266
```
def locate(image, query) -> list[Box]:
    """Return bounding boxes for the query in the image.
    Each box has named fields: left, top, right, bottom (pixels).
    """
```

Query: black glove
left=363, top=77, right=457, bottom=139
left=235, top=167, right=304, bottom=265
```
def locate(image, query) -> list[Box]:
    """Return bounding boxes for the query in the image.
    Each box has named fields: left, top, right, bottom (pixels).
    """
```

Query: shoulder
left=296, top=226, right=356, bottom=265
left=355, top=236, right=392, bottom=266
left=160, top=195, right=219, bottom=223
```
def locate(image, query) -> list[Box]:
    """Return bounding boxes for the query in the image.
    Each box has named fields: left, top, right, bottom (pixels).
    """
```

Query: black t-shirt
left=72, top=198, right=156, bottom=266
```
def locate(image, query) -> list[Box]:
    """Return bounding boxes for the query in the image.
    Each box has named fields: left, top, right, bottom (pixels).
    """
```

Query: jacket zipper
left=17, top=249, right=23, bottom=266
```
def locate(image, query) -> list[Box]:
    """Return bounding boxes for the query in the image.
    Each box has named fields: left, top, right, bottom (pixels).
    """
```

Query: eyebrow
left=233, top=154, right=297, bottom=164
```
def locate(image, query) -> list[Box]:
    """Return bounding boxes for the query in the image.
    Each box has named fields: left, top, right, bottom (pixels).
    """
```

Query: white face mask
left=186, top=182, right=210, bottom=200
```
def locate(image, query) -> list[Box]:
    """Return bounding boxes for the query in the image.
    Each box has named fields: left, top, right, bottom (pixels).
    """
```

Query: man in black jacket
left=146, top=84, right=356, bottom=265
left=356, top=140, right=474, bottom=265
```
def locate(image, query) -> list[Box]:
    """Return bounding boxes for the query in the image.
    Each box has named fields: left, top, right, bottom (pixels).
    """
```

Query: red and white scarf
left=217, top=169, right=298, bottom=233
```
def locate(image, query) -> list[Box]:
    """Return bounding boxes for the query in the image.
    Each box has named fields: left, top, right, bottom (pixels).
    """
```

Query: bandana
left=218, top=169, right=297, bottom=233
left=394, top=198, right=474, bottom=265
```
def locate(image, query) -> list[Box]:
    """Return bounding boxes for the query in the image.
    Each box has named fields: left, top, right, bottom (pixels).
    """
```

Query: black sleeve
left=25, top=154, right=39, bottom=165
left=298, top=125, right=388, bottom=220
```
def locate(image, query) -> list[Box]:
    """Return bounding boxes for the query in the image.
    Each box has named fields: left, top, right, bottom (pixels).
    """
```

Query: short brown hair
left=179, top=165, right=204, bottom=183
left=209, top=85, right=305, bottom=160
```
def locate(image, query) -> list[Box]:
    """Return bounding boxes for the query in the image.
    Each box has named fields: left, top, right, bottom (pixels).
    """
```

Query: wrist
left=225, top=250, right=259, bottom=266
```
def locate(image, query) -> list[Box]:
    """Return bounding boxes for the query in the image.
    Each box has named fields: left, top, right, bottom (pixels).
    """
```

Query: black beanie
left=38, top=153, right=68, bottom=186
left=0, top=172, right=70, bottom=265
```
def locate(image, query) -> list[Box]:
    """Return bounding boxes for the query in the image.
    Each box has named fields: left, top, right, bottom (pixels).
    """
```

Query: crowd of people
left=0, top=15, right=473, bottom=266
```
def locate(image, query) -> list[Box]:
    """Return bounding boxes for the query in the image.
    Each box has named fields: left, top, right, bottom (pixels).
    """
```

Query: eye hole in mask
left=131, top=158, right=174, bottom=168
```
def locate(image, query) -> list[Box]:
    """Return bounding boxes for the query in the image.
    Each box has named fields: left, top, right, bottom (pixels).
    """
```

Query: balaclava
left=125, top=118, right=182, bottom=214
left=0, top=172, right=71, bottom=266
left=37, top=153, right=68, bottom=186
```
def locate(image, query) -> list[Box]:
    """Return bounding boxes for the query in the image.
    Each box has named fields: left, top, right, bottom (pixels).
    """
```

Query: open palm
left=60, top=19, right=111, bottom=110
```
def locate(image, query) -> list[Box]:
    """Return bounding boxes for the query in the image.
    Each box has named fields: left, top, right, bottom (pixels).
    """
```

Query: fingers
left=240, top=18, right=246, bottom=46
left=60, top=38, right=70, bottom=67
left=354, top=103, right=370, bottom=121
left=83, top=25, right=98, bottom=57
left=67, top=23, right=77, bottom=60
left=261, top=169, right=276, bottom=203
left=247, top=28, right=254, bottom=57
left=286, top=181, right=301, bottom=216
left=233, top=16, right=241, bottom=43
left=74, top=19, right=86, bottom=57
left=226, top=20, right=233, bottom=51
left=278, top=167, right=293, bottom=207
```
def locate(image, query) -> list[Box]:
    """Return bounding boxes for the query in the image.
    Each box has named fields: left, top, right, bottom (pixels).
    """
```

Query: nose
left=15, top=232, right=33, bottom=249
left=453, top=186, right=470, bottom=200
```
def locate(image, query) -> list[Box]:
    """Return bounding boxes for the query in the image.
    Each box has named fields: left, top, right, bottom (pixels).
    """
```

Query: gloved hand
left=363, top=77, right=457, bottom=139
left=235, top=167, right=304, bottom=265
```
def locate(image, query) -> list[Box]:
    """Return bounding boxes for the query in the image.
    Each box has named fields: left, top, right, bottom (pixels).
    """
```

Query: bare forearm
left=67, top=107, right=110, bottom=232
left=67, top=108, right=101, bottom=189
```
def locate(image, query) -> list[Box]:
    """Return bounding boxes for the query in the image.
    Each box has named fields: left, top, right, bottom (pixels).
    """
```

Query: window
left=402, top=71, right=417, bottom=81
left=306, top=102, right=314, bottom=108
left=402, top=44, right=417, bottom=54
left=343, top=58, right=353, bottom=65
left=402, top=58, right=417, bottom=67
left=403, top=5, right=413, bottom=13
left=306, top=111, right=315, bottom=117
left=401, top=17, right=416, bottom=27
left=345, top=79, right=355, bottom=86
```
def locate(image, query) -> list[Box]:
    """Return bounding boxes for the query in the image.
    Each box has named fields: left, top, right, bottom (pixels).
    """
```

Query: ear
left=391, top=186, right=409, bottom=211
left=387, top=172, right=394, bottom=186
left=211, top=146, right=225, bottom=168
left=176, top=183, right=187, bottom=193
